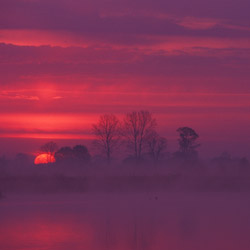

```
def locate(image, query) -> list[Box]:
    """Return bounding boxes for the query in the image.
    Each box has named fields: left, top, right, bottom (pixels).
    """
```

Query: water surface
left=1, top=192, right=250, bottom=250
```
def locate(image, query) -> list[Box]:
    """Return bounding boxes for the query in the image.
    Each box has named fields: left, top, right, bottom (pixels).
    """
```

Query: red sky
left=1, top=0, right=250, bottom=158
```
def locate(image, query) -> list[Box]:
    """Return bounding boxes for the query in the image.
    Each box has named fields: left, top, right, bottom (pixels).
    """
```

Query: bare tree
left=123, top=110, right=156, bottom=161
left=147, top=131, right=167, bottom=164
left=92, top=114, right=120, bottom=163
left=40, top=141, right=58, bottom=162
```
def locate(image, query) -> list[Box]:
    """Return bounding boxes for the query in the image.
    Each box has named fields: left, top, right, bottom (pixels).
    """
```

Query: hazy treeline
left=42, top=110, right=200, bottom=165
left=0, top=150, right=250, bottom=194
left=0, top=110, right=250, bottom=194
left=0, top=110, right=249, bottom=171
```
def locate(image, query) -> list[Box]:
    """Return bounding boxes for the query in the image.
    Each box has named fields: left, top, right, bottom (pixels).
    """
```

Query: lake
left=0, top=192, right=250, bottom=250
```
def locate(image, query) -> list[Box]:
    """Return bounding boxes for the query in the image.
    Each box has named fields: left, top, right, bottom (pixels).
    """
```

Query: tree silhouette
left=55, top=145, right=91, bottom=164
left=72, top=145, right=91, bottom=163
left=92, top=114, right=120, bottom=163
left=123, top=110, right=156, bottom=161
left=147, top=131, right=167, bottom=164
left=176, top=127, right=200, bottom=157
left=40, top=141, right=58, bottom=162
left=55, top=146, right=73, bottom=162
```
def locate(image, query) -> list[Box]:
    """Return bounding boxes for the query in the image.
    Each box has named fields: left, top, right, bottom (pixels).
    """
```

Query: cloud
left=1, top=0, right=250, bottom=156
left=0, top=43, right=250, bottom=96
left=1, top=0, right=250, bottom=41
left=52, top=96, right=63, bottom=100
left=0, top=91, right=40, bottom=101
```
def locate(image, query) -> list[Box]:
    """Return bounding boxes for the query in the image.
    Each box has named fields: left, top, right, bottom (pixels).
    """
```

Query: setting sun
left=34, top=153, right=56, bottom=165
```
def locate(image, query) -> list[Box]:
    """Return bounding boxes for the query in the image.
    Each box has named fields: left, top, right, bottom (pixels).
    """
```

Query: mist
left=1, top=159, right=250, bottom=250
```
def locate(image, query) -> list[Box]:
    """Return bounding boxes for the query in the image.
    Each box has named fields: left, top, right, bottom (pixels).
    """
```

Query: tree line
left=39, top=110, right=200, bottom=165
left=92, top=110, right=200, bottom=164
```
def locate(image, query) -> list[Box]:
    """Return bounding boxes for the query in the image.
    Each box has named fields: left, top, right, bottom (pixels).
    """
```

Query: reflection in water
left=0, top=193, right=250, bottom=250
